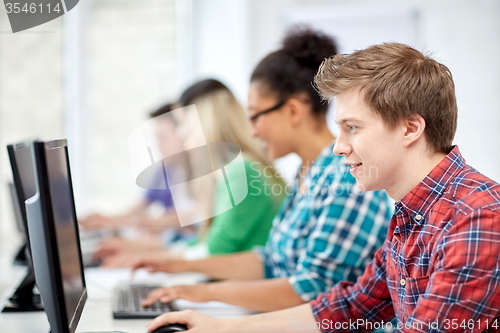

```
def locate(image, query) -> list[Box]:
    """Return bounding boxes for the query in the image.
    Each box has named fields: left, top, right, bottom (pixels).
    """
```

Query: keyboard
left=112, top=284, right=178, bottom=319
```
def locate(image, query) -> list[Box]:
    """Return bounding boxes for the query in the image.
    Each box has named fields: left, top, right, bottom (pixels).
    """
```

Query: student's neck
left=389, top=149, right=448, bottom=202
left=295, top=125, right=335, bottom=173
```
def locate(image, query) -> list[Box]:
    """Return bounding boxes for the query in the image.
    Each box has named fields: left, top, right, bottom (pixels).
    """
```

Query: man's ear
left=403, top=114, right=426, bottom=147
left=286, top=98, right=307, bottom=127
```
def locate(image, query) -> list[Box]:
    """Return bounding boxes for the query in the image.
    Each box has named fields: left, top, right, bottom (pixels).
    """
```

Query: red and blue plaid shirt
left=312, top=146, right=500, bottom=332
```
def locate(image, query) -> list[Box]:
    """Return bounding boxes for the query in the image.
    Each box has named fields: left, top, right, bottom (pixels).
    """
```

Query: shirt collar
left=396, top=146, right=465, bottom=225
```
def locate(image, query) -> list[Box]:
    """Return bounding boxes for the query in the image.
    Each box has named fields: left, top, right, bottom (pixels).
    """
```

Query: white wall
left=0, top=0, right=177, bottom=242
left=186, top=0, right=251, bottom=103
left=81, top=0, right=177, bottom=215
left=188, top=0, right=500, bottom=182
left=1, top=0, right=499, bottom=241
left=0, top=16, right=64, bottom=243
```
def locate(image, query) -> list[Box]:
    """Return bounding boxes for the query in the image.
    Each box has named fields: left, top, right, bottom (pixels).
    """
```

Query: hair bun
left=282, top=25, right=338, bottom=68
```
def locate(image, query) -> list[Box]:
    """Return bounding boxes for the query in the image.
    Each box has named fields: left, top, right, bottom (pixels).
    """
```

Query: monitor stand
left=2, top=264, right=44, bottom=312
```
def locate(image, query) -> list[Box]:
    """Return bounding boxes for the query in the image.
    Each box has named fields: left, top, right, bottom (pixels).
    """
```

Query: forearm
left=145, top=301, right=319, bottom=333
left=111, top=202, right=149, bottom=226
left=141, top=210, right=182, bottom=232
left=204, top=278, right=306, bottom=312
left=223, top=303, right=320, bottom=333
left=184, top=251, right=264, bottom=280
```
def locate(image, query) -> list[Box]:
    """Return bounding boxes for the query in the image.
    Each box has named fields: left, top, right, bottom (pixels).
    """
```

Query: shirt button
left=415, top=214, right=422, bottom=221
left=400, top=278, right=406, bottom=286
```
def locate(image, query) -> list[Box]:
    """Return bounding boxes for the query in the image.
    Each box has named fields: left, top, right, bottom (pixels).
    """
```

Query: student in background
left=147, top=42, right=500, bottom=333
left=79, top=103, right=191, bottom=256
left=94, top=79, right=287, bottom=265
left=81, top=104, right=179, bottom=232
left=176, top=79, right=288, bottom=258
left=132, top=26, right=392, bottom=313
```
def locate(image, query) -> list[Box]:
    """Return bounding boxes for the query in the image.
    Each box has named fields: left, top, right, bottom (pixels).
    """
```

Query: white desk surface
left=0, top=238, right=254, bottom=333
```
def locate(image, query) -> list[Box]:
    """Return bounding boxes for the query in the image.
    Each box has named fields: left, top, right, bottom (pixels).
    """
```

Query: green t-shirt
left=206, top=158, right=286, bottom=254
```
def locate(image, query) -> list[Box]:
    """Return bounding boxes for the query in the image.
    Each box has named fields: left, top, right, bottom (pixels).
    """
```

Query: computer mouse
left=148, top=323, right=188, bottom=333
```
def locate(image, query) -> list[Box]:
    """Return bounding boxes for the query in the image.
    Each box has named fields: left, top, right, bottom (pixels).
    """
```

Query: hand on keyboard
left=93, top=237, right=165, bottom=268
left=130, top=253, right=187, bottom=274
left=80, top=213, right=124, bottom=230
left=113, top=284, right=178, bottom=319
left=141, top=284, right=211, bottom=306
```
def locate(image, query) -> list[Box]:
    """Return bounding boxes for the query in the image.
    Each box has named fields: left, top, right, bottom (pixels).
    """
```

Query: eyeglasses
left=248, top=101, right=286, bottom=122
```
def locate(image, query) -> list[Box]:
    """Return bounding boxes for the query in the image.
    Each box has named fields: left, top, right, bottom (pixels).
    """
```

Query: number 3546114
left=5, top=3, right=62, bottom=14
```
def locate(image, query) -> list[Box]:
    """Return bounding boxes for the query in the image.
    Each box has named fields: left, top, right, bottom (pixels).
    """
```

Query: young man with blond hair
left=145, top=43, right=500, bottom=333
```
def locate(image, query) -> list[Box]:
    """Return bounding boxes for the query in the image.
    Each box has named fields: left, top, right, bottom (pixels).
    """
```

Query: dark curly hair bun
left=282, top=25, right=338, bottom=69
left=251, top=25, right=338, bottom=116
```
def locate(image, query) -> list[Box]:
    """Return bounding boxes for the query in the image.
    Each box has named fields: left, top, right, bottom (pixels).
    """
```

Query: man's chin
left=354, top=178, right=380, bottom=192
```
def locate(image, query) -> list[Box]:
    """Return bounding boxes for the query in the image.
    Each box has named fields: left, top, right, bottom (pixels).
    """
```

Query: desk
left=0, top=249, right=253, bottom=333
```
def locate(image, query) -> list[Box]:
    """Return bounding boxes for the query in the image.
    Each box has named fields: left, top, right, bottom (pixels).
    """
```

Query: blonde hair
left=189, top=89, right=284, bottom=230
left=194, top=89, right=274, bottom=168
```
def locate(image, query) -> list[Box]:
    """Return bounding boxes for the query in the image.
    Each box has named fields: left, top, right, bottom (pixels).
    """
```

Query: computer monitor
left=7, top=141, right=37, bottom=239
left=25, top=139, right=87, bottom=333
left=3, top=140, right=43, bottom=312
left=8, top=182, right=25, bottom=235
left=8, top=182, right=28, bottom=265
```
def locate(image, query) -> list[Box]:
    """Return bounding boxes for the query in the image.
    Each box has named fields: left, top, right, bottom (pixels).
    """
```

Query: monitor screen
left=45, top=144, right=85, bottom=324
left=13, top=142, right=37, bottom=201
left=8, top=182, right=24, bottom=233
left=7, top=141, right=37, bottom=244
left=26, top=139, right=86, bottom=333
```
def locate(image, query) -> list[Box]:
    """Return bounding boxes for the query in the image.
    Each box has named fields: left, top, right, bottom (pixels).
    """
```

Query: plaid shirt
left=254, top=141, right=392, bottom=301
left=312, top=146, right=500, bottom=332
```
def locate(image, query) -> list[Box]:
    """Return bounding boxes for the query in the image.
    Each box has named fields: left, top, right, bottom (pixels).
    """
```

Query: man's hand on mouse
left=142, top=284, right=211, bottom=306
left=146, top=309, right=233, bottom=333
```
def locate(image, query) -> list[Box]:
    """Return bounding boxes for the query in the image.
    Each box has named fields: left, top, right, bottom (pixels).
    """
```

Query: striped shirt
left=312, top=146, right=500, bottom=332
left=255, top=141, right=392, bottom=301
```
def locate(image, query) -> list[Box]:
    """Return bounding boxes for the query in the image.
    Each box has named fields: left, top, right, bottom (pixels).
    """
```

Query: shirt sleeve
left=289, top=168, right=390, bottom=302
left=253, top=245, right=275, bottom=279
left=311, top=240, right=395, bottom=332
left=144, top=167, right=174, bottom=208
left=252, top=193, right=294, bottom=279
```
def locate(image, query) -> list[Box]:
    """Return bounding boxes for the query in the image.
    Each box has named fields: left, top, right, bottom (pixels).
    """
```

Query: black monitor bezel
left=3, top=140, right=44, bottom=312
left=7, top=141, right=34, bottom=249
left=28, top=139, right=87, bottom=333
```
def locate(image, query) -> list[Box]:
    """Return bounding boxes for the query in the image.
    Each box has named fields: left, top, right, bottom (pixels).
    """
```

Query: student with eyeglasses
left=92, top=79, right=287, bottom=266
left=147, top=42, right=500, bottom=333
left=132, top=26, right=393, bottom=314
